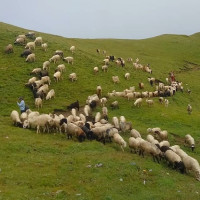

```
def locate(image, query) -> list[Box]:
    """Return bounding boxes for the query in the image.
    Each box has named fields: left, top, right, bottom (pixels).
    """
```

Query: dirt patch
left=177, top=60, right=200, bottom=73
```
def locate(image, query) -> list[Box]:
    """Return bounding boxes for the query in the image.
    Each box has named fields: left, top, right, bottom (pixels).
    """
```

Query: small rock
left=149, top=169, right=152, bottom=172
left=76, top=193, right=81, bottom=196
left=95, top=163, right=103, bottom=167
left=119, top=178, right=123, bottom=182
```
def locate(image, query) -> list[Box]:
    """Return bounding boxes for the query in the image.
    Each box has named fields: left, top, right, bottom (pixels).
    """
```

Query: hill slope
left=0, top=22, right=200, bottom=200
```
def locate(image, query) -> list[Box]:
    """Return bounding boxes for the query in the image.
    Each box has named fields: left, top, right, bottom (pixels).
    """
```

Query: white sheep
left=56, top=64, right=66, bottom=73
left=112, top=76, right=120, bottom=84
left=69, top=73, right=77, bottom=82
left=125, top=73, right=130, bottom=80
left=125, top=92, right=134, bottom=101
left=185, top=134, right=195, bottom=151
left=96, top=85, right=102, bottom=98
left=94, top=67, right=99, bottom=74
left=111, top=101, right=119, bottom=109
left=35, top=97, right=42, bottom=109
left=37, top=84, right=49, bottom=96
left=26, top=77, right=37, bottom=85
left=79, top=114, right=86, bottom=123
left=146, top=99, right=154, bottom=107
left=187, top=104, right=192, bottom=114
left=41, top=43, right=48, bottom=51
left=128, top=137, right=141, bottom=153
left=49, top=55, right=60, bottom=64
left=46, top=89, right=55, bottom=100
left=102, top=107, right=108, bottom=120
left=154, top=130, right=168, bottom=141
left=102, top=65, right=108, bottom=72
left=103, top=58, right=109, bottom=65
left=31, top=68, right=42, bottom=75
left=53, top=71, right=62, bottom=82
left=34, top=37, right=43, bottom=45
left=10, top=110, right=23, bottom=127
left=43, top=61, right=51, bottom=70
left=20, top=112, right=28, bottom=122
left=164, top=99, right=169, bottom=107
left=119, top=116, right=126, bottom=132
left=26, top=53, right=35, bottom=62
left=147, top=127, right=161, bottom=134
left=25, top=41, right=35, bottom=50
left=112, top=117, right=120, bottom=129
left=41, top=76, right=51, bottom=85
left=134, top=98, right=143, bottom=107
left=95, top=112, right=101, bottom=123
left=100, top=97, right=107, bottom=107
left=130, top=129, right=141, bottom=138
left=70, top=46, right=75, bottom=54
left=83, top=105, right=91, bottom=117
left=63, top=56, right=74, bottom=64
left=113, top=133, right=127, bottom=151
left=146, top=134, right=159, bottom=145
left=14, top=37, right=26, bottom=45
left=159, top=140, right=170, bottom=147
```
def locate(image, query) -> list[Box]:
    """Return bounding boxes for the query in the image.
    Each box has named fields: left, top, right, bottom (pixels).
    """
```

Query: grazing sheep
left=112, top=76, right=120, bottom=84
left=154, top=130, right=168, bottom=141
left=63, top=56, right=74, bottom=64
left=187, top=104, right=192, bottom=114
left=119, top=116, right=126, bottom=132
left=35, top=97, right=42, bottom=109
left=5, top=44, right=13, bottom=53
left=37, top=84, right=49, bottom=97
left=94, top=67, right=99, bottom=74
left=125, top=73, right=130, bottom=80
left=41, top=76, right=51, bottom=85
left=139, top=82, right=144, bottom=89
left=41, top=43, right=48, bottom=51
left=10, top=110, right=23, bottom=127
left=70, top=46, right=75, bottom=54
left=69, top=73, right=77, bottom=82
left=26, top=77, right=37, bottom=85
left=113, top=133, right=127, bottom=151
left=46, top=89, right=55, bottom=100
left=84, top=105, right=91, bottom=117
left=14, top=37, right=25, bottom=45
left=96, top=85, right=102, bottom=98
left=34, top=37, right=43, bottom=45
left=49, top=55, right=60, bottom=64
left=26, top=53, right=35, bottom=62
left=110, top=101, right=119, bottom=110
left=102, top=106, right=108, bottom=120
left=21, top=49, right=32, bottom=57
left=95, top=112, right=101, bottom=123
left=164, top=99, right=169, bottom=107
left=102, top=65, right=108, bottom=72
left=20, top=112, right=28, bottom=122
left=182, top=155, right=200, bottom=181
left=53, top=71, right=62, bottom=82
left=25, top=32, right=35, bottom=39
left=25, top=41, right=35, bottom=50
left=103, top=58, right=109, bottom=65
left=56, top=64, right=66, bottom=73
left=146, top=134, right=159, bottom=145
left=67, top=100, right=79, bottom=111
left=185, top=134, right=195, bottom=151
left=100, top=97, right=107, bottom=107
left=112, top=117, right=120, bottom=129
left=129, top=137, right=141, bottom=153
left=125, top=92, right=134, bottom=101
left=146, top=99, right=154, bottom=107
left=147, top=127, right=161, bottom=134
left=159, top=140, right=170, bottom=147
left=134, top=98, right=143, bottom=107
left=43, top=61, right=51, bottom=70
left=31, top=68, right=42, bottom=75
left=130, top=129, right=141, bottom=138
left=54, top=50, right=64, bottom=58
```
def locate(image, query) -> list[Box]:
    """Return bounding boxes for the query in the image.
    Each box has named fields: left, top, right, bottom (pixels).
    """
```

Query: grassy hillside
left=0, top=22, right=200, bottom=200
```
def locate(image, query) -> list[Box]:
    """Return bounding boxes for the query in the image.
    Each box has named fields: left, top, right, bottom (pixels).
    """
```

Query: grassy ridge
left=0, top=22, right=200, bottom=199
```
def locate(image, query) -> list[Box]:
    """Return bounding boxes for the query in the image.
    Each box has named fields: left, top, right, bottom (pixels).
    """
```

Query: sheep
left=31, top=68, right=42, bottom=75
left=25, top=32, right=35, bottom=39
left=96, top=49, right=100, bottom=54
left=110, top=101, right=119, bottom=110
left=113, top=133, right=127, bottom=151
left=130, top=129, right=141, bottom=138
left=46, top=89, right=55, bottom=100
left=100, top=97, right=107, bottom=107
left=20, top=112, right=28, bottom=122
left=67, top=100, right=79, bottom=111
left=41, top=43, right=48, bottom=51
left=69, top=73, right=77, bottom=82
left=112, top=90, right=126, bottom=97
left=139, top=82, right=144, bottom=89
left=182, top=155, right=200, bottom=181
left=185, top=134, right=195, bottom=151
left=54, top=50, right=64, bottom=58
left=84, top=105, right=91, bottom=117
left=103, top=58, right=109, bottom=65
left=154, top=130, right=168, bottom=141
left=128, top=137, right=141, bottom=153
left=10, top=110, right=23, bottom=127
left=56, top=64, right=66, bottom=73
left=94, top=67, right=99, bottom=74
left=34, top=37, right=43, bottom=45
left=102, top=107, right=108, bottom=120
left=125, top=73, right=130, bottom=80
left=70, top=46, right=75, bottom=54
left=35, top=97, right=42, bottom=109
left=164, top=150, right=185, bottom=173
left=14, top=37, right=25, bottom=45
left=63, top=56, right=74, bottom=64
left=119, top=116, right=126, bottom=132
left=32, top=80, right=44, bottom=89
left=43, top=61, right=51, bottom=71
left=146, top=99, right=154, bottom=107
left=5, top=44, right=13, bottom=53
left=102, top=65, right=108, bottom=72
left=53, top=71, right=62, bottom=82
left=49, top=55, right=60, bottom=64
left=26, top=77, right=37, bottom=86
left=127, top=57, right=133, bottom=62
left=21, top=49, right=32, bottom=57
left=37, top=84, right=49, bottom=97
left=134, top=98, right=143, bottom=107
left=112, top=117, right=120, bottom=129
left=159, top=140, right=170, bottom=147
left=147, top=127, right=161, bottom=134
left=164, top=99, right=169, bottom=107
left=159, top=97, right=164, bottom=104
left=95, top=112, right=101, bottom=123
left=96, top=85, right=102, bottom=98
left=112, top=76, right=120, bottom=84
left=79, top=114, right=86, bottom=123
left=25, top=41, right=35, bottom=50
left=41, top=76, right=51, bottom=85
left=26, top=53, right=35, bottom=62
left=187, top=104, right=192, bottom=114
left=125, top=92, right=134, bottom=101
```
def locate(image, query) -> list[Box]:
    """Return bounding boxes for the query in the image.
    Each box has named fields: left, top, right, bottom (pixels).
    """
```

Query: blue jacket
left=17, top=100, right=25, bottom=111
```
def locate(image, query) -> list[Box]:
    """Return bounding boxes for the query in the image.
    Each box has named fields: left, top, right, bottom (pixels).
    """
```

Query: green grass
left=0, top=22, right=200, bottom=200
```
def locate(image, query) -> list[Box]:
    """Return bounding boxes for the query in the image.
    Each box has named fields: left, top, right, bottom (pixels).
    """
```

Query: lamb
left=10, top=110, right=23, bottom=127
left=41, top=76, right=51, bottom=85
left=94, top=67, right=99, bottom=74
left=79, top=114, right=86, bottom=123
left=125, top=73, right=130, bottom=80
left=125, top=92, right=134, bottom=101
left=53, top=71, right=62, bottom=82
left=113, top=133, right=127, bottom=151
left=34, top=37, right=43, bottom=45
left=84, top=105, right=91, bottom=117
left=130, top=129, right=141, bottom=138
left=187, top=104, right=192, bottom=114
left=5, top=44, right=13, bottom=54
left=56, top=64, right=66, bottom=73
left=146, top=99, right=154, bottom=107
left=112, top=117, right=120, bottom=129
left=25, top=41, right=35, bottom=50
left=43, top=61, right=51, bottom=70
left=112, top=76, right=120, bottom=84
left=103, top=58, right=109, bottom=65
left=69, top=73, right=77, bottom=82
left=185, top=134, right=195, bottom=151
left=96, top=85, right=102, bottom=98
left=119, top=116, right=126, bottom=132
left=46, top=89, right=55, bottom=100
left=41, top=43, right=48, bottom=51
left=35, top=97, right=42, bottom=109
left=70, top=46, right=75, bottom=54
left=139, top=82, right=144, bottom=89
left=100, top=97, right=107, bottom=107
left=21, top=49, right=32, bottom=57
left=63, top=56, right=74, bottom=64
left=110, top=101, right=119, bottom=110
left=49, top=55, right=60, bottom=64
left=26, top=53, right=35, bottom=62
left=32, top=80, right=44, bottom=89
left=95, top=112, right=101, bottom=123
left=182, top=155, right=200, bottom=181
left=102, top=106, right=108, bottom=120
left=102, top=65, right=108, bottom=72
left=159, top=97, right=164, bottom=104
left=134, top=98, right=143, bottom=107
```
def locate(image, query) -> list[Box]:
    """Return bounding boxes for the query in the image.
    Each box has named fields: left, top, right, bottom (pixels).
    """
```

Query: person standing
left=17, top=97, right=26, bottom=113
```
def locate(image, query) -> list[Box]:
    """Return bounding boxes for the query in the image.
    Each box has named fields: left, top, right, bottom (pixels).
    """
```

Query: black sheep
left=67, top=100, right=79, bottom=111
